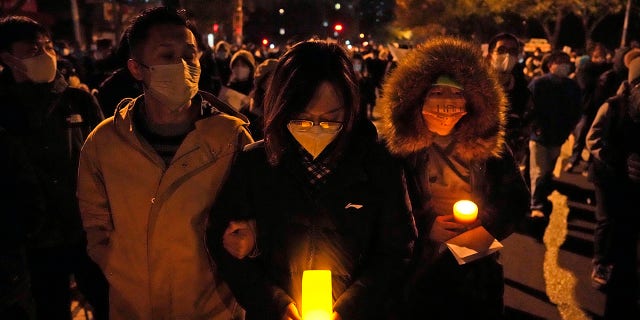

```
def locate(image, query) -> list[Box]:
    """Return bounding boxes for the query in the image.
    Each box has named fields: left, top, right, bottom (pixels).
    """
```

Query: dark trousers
left=27, top=246, right=108, bottom=320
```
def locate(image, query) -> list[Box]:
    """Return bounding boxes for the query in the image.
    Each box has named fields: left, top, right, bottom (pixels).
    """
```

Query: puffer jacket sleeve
left=478, top=145, right=530, bottom=241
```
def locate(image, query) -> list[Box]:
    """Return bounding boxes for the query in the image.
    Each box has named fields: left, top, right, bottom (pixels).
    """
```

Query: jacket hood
left=379, top=36, right=507, bottom=161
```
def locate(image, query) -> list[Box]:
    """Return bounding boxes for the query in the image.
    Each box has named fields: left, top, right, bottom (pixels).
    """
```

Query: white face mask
left=287, top=123, right=341, bottom=159
left=491, top=53, right=517, bottom=73
left=232, top=65, right=251, bottom=81
left=144, top=60, right=201, bottom=112
left=552, top=63, right=572, bottom=78
left=22, top=52, right=57, bottom=83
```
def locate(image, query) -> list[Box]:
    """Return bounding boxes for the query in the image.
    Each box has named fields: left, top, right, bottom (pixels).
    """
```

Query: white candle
left=302, top=270, right=332, bottom=320
left=453, top=200, right=478, bottom=224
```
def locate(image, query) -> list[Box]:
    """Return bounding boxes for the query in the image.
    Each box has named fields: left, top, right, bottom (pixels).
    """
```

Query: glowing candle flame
left=302, top=270, right=332, bottom=320
left=453, top=200, right=478, bottom=224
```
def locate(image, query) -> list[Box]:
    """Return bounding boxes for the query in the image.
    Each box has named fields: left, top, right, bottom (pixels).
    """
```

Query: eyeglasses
left=288, top=119, right=343, bottom=133
left=494, top=46, right=519, bottom=56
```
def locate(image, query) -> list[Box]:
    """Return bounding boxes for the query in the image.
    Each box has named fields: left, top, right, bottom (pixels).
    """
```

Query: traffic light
left=334, top=24, right=343, bottom=32
left=262, top=38, right=269, bottom=46
left=212, top=23, right=219, bottom=33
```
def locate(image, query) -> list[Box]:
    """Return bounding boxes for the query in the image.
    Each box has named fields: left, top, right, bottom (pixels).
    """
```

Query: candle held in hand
left=302, top=270, right=332, bottom=320
left=453, top=200, right=478, bottom=224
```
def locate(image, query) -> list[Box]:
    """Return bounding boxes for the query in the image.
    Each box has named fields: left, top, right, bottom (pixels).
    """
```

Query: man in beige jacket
left=76, top=7, right=253, bottom=319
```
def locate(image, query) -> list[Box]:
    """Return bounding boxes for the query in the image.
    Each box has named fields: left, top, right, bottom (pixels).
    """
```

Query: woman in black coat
left=206, top=39, right=416, bottom=320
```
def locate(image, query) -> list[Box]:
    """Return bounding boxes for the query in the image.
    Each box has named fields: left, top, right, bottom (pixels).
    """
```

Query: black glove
left=627, top=153, right=640, bottom=183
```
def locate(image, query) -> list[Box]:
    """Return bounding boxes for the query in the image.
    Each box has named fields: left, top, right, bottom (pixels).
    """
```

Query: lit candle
left=302, top=270, right=332, bottom=320
left=453, top=200, right=478, bottom=224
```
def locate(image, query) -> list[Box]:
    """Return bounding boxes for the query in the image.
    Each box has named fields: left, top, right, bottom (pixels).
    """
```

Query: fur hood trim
left=379, top=36, right=507, bottom=161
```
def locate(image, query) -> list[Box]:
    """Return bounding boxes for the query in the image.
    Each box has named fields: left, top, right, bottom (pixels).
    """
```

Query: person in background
left=207, top=39, right=416, bottom=320
left=524, top=47, right=544, bottom=80
left=351, top=52, right=377, bottom=120
left=585, top=48, right=640, bottom=318
left=487, top=32, right=533, bottom=182
left=94, top=27, right=142, bottom=117
left=214, top=40, right=232, bottom=87
left=0, top=15, right=108, bottom=320
left=76, top=7, right=253, bottom=319
left=379, top=35, right=529, bottom=319
left=240, top=57, right=278, bottom=141
left=527, top=51, right=582, bottom=219
left=227, top=49, right=256, bottom=96
left=565, top=43, right=612, bottom=174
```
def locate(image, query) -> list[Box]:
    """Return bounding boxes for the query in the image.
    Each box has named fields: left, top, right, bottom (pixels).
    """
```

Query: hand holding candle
left=453, top=200, right=478, bottom=224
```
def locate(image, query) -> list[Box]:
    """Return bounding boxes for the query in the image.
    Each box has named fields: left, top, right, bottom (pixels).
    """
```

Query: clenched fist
left=223, top=220, right=257, bottom=259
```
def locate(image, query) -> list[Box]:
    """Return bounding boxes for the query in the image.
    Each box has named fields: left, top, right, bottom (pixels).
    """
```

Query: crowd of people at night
left=0, top=5, right=638, bottom=320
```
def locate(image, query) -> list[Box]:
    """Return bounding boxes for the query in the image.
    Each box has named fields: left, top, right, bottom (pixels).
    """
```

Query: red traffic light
left=262, top=38, right=269, bottom=46
left=212, top=23, right=219, bottom=33
left=334, top=24, right=343, bottom=32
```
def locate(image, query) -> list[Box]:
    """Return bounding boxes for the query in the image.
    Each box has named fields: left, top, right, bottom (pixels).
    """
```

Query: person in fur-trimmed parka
left=378, top=36, right=529, bottom=319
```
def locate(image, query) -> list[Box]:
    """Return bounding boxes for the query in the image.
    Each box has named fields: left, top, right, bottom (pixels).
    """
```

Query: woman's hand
left=428, top=214, right=466, bottom=243
left=281, top=302, right=302, bottom=320
left=223, top=220, right=256, bottom=259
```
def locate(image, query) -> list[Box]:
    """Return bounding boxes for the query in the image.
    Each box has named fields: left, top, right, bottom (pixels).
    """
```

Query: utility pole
left=70, top=0, right=85, bottom=50
left=621, top=0, right=632, bottom=48
left=233, top=0, right=243, bottom=46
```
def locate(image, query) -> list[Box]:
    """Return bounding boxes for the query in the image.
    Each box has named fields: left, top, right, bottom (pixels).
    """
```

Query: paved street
left=503, top=136, right=609, bottom=320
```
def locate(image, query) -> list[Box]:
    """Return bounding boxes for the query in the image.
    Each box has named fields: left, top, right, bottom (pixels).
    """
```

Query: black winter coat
left=207, top=122, right=416, bottom=320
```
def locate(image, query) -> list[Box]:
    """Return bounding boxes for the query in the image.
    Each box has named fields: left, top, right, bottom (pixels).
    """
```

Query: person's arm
left=586, top=101, right=613, bottom=163
left=478, top=145, right=530, bottom=241
left=206, top=149, right=293, bottom=320
left=76, top=132, right=112, bottom=270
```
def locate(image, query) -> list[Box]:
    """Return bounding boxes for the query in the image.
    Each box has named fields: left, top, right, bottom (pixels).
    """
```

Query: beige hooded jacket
left=77, top=94, right=253, bottom=319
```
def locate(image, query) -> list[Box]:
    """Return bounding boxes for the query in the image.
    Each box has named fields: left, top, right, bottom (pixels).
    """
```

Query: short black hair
left=127, top=6, right=196, bottom=59
left=487, top=32, right=520, bottom=53
left=546, top=51, right=571, bottom=66
left=0, top=15, right=50, bottom=52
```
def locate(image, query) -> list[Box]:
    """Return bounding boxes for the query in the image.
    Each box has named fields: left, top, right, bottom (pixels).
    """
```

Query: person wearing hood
left=206, top=39, right=416, bottom=320
left=227, top=49, right=256, bottom=96
left=378, top=36, right=529, bottom=319
left=76, top=7, right=253, bottom=319
left=0, top=15, right=108, bottom=320
left=585, top=48, right=640, bottom=318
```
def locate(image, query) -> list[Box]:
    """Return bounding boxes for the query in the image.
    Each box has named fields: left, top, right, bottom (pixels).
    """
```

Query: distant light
left=262, top=38, right=269, bottom=46
left=359, top=33, right=365, bottom=39
left=322, top=21, right=329, bottom=27
left=270, top=44, right=275, bottom=49
left=345, top=40, right=351, bottom=45
left=207, top=34, right=214, bottom=48
left=347, top=44, right=353, bottom=50
left=363, top=41, right=369, bottom=46
left=334, top=3, right=341, bottom=10
left=279, top=28, right=285, bottom=35
left=278, top=8, right=285, bottom=15
left=334, top=24, right=343, bottom=31
left=334, top=31, right=339, bottom=37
